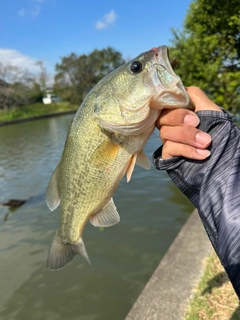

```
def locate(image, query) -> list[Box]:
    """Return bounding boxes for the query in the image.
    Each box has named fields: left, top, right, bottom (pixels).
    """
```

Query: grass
left=0, top=102, right=78, bottom=122
left=184, top=251, right=240, bottom=320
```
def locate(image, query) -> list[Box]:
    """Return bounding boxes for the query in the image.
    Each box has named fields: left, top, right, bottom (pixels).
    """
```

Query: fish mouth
left=161, top=46, right=179, bottom=70
left=170, top=57, right=179, bottom=70
left=149, top=46, right=194, bottom=110
left=153, top=63, right=180, bottom=89
left=152, top=46, right=180, bottom=89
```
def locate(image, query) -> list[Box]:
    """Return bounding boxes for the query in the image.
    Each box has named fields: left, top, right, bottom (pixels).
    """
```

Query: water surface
left=0, top=115, right=193, bottom=320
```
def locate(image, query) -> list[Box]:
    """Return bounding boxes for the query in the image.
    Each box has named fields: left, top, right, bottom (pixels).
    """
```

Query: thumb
left=186, top=86, right=222, bottom=112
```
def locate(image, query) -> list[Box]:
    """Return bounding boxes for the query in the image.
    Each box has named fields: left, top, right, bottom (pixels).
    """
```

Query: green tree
left=170, top=0, right=240, bottom=112
left=54, top=47, right=125, bottom=104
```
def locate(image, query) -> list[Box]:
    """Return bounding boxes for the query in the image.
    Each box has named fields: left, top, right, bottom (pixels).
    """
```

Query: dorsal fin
left=46, top=164, right=61, bottom=211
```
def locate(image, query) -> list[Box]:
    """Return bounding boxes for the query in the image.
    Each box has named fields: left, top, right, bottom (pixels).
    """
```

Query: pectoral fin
left=46, top=164, right=61, bottom=211
left=89, top=198, right=120, bottom=227
left=90, top=140, right=120, bottom=170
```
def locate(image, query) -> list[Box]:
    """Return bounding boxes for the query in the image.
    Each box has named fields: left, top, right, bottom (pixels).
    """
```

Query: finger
left=161, top=141, right=211, bottom=160
left=160, top=125, right=211, bottom=148
left=156, top=108, right=200, bottom=130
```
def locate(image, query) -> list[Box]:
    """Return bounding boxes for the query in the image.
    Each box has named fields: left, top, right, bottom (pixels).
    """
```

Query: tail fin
left=47, top=232, right=91, bottom=270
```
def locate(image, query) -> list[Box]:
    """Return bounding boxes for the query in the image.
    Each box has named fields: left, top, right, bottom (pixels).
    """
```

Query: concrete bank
left=125, top=209, right=212, bottom=320
left=0, top=110, right=77, bottom=126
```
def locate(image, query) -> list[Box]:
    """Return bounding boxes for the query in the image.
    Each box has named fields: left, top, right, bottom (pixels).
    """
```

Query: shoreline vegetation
left=184, top=251, right=240, bottom=319
left=0, top=102, right=78, bottom=125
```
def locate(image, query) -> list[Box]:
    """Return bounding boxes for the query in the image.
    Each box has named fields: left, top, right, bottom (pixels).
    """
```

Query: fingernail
left=196, top=132, right=211, bottom=145
left=196, top=149, right=211, bottom=157
left=184, top=114, right=200, bottom=127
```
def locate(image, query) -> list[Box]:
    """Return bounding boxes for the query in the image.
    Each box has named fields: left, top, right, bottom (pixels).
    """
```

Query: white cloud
left=17, top=0, right=45, bottom=18
left=104, top=10, right=117, bottom=24
left=0, top=49, right=40, bottom=74
left=18, top=8, right=26, bottom=17
left=32, top=5, right=41, bottom=17
left=95, top=10, right=117, bottom=30
left=95, top=21, right=106, bottom=30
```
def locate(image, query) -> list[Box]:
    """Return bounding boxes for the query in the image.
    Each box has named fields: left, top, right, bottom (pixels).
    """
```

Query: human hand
left=156, top=86, right=222, bottom=160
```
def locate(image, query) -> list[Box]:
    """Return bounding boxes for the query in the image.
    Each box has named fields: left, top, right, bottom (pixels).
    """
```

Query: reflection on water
left=0, top=115, right=193, bottom=320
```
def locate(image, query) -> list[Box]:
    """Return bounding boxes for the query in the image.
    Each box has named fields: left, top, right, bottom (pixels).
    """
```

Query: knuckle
left=160, top=125, right=168, bottom=139
left=162, top=108, right=190, bottom=125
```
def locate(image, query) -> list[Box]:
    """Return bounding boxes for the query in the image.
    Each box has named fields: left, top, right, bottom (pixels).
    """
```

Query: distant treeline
left=54, top=47, right=125, bottom=105
left=1, top=0, right=239, bottom=112
left=0, top=61, right=48, bottom=110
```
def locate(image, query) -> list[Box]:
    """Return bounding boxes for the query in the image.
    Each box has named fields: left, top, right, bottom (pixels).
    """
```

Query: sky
left=0, top=0, right=192, bottom=76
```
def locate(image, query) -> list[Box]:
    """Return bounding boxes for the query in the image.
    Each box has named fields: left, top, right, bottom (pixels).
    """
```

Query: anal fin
left=89, top=198, right=120, bottom=227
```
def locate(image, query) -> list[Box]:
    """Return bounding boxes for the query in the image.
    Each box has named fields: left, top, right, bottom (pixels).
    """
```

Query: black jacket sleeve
left=153, top=109, right=240, bottom=298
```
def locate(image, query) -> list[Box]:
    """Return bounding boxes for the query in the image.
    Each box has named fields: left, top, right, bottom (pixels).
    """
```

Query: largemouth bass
left=46, top=45, right=193, bottom=270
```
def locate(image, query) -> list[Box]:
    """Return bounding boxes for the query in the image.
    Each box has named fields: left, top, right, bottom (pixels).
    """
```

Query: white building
left=42, top=94, right=61, bottom=104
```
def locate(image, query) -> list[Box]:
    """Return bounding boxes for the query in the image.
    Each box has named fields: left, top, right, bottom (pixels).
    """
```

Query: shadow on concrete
left=201, top=271, right=229, bottom=295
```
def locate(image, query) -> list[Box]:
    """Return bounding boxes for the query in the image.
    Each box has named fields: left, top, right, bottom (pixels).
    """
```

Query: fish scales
left=46, top=45, right=194, bottom=270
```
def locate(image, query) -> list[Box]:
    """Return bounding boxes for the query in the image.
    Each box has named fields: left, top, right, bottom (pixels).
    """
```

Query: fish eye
left=130, top=60, right=143, bottom=73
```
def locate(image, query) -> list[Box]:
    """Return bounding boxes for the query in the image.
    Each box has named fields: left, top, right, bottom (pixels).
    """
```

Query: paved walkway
left=125, top=209, right=212, bottom=320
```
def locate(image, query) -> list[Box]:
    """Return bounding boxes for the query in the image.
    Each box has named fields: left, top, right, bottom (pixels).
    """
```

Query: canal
left=0, top=114, right=193, bottom=320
